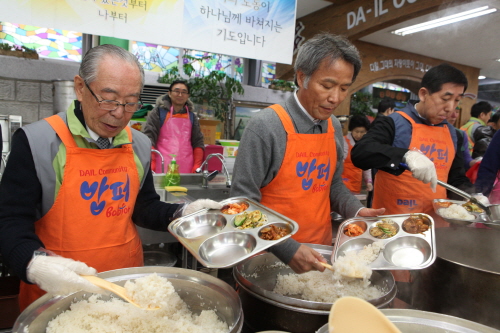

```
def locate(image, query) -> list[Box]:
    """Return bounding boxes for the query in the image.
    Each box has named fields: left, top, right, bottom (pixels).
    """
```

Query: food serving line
left=11, top=194, right=500, bottom=333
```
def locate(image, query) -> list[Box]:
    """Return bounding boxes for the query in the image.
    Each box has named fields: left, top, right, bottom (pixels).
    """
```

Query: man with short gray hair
left=231, top=33, right=385, bottom=273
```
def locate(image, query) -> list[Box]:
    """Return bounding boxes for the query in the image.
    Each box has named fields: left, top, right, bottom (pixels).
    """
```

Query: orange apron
left=19, top=115, right=143, bottom=311
left=260, top=105, right=336, bottom=245
left=342, top=136, right=363, bottom=193
left=373, top=112, right=455, bottom=218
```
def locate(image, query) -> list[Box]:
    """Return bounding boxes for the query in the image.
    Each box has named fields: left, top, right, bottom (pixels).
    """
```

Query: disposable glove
left=472, top=194, right=490, bottom=206
left=403, top=150, right=437, bottom=192
left=27, top=254, right=105, bottom=296
left=183, top=199, right=223, bottom=216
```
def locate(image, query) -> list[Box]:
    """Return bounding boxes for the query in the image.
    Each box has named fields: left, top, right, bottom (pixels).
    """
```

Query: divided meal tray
left=168, top=197, right=299, bottom=268
left=433, top=199, right=496, bottom=228
left=332, top=214, right=436, bottom=270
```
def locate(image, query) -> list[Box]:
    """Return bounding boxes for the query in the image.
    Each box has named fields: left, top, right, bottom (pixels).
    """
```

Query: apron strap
left=45, top=114, right=78, bottom=148
left=397, top=111, right=416, bottom=126
left=269, top=104, right=335, bottom=134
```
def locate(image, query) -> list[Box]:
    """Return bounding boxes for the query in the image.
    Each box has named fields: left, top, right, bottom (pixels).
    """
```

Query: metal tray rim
left=333, top=213, right=436, bottom=270
left=168, top=197, right=299, bottom=268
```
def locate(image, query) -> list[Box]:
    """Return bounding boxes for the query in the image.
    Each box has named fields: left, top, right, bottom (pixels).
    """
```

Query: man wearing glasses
left=0, top=44, right=221, bottom=311
left=144, top=80, right=205, bottom=173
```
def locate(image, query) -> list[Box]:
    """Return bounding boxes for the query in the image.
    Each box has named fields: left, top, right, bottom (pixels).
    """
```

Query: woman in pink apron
left=143, top=80, right=205, bottom=173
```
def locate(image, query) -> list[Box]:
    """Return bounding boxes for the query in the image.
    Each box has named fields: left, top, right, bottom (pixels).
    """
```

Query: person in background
left=0, top=44, right=220, bottom=311
left=342, top=114, right=372, bottom=194
left=472, top=111, right=500, bottom=159
left=351, top=63, right=480, bottom=226
left=230, top=33, right=385, bottom=274
left=475, top=129, right=500, bottom=203
left=372, top=97, right=396, bottom=126
left=143, top=80, right=205, bottom=173
left=460, top=101, right=493, bottom=154
left=447, top=104, right=473, bottom=171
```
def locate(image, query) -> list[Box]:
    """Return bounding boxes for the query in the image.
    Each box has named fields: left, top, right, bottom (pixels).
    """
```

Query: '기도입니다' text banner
left=1, top=0, right=296, bottom=64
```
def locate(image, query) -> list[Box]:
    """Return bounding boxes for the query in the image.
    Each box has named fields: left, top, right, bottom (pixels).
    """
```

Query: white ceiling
left=296, top=0, right=500, bottom=82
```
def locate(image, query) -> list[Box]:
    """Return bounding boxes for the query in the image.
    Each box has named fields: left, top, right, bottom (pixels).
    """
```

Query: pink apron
left=155, top=106, right=193, bottom=173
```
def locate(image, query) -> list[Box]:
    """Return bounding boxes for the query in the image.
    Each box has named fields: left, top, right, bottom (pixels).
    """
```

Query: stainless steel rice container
left=316, top=309, right=500, bottom=332
left=13, top=267, right=243, bottom=333
left=411, top=228, right=500, bottom=330
left=233, top=243, right=396, bottom=333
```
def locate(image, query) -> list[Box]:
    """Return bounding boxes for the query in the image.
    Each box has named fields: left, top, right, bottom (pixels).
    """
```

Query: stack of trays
left=433, top=199, right=498, bottom=228
left=332, top=214, right=436, bottom=270
left=168, top=197, right=299, bottom=268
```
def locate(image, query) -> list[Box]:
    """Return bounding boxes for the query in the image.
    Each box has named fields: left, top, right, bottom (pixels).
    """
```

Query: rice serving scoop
left=81, top=275, right=160, bottom=310
left=319, top=262, right=363, bottom=279
left=328, top=296, right=401, bottom=333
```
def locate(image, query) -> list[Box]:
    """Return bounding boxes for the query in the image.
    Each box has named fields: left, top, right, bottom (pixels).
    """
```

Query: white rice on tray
left=45, top=273, right=228, bottom=333
left=273, top=241, right=385, bottom=303
left=439, top=203, right=475, bottom=220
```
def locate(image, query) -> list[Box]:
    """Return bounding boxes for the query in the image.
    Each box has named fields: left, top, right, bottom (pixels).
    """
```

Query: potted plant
left=269, top=79, right=295, bottom=92
left=0, top=43, right=39, bottom=59
left=350, top=91, right=375, bottom=117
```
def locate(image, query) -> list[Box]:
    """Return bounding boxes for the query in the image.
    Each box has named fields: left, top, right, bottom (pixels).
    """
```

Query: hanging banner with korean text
left=1, top=0, right=296, bottom=64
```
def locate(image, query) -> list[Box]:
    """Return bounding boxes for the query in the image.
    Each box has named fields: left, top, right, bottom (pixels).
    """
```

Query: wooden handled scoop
left=328, top=296, right=401, bottom=333
left=81, top=275, right=159, bottom=310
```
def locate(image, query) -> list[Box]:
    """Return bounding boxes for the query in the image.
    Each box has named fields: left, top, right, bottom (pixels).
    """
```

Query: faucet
left=196, top=153, right=231, bottom=188
left=151, top=149, right=165, bottom=174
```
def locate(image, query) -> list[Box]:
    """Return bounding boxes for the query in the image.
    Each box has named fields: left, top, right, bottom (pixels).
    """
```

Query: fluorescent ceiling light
left=392, top=6, right=497, bottom=36
left=478, top=75, right=486, bottom=79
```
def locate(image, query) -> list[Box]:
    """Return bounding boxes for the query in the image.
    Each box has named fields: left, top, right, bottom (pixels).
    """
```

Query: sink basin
left=153, top=173, right=231, bottom=202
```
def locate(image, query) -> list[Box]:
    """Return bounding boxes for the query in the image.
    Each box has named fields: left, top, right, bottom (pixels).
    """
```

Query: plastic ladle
left=81, top=275, right=159, bottom=310
left=328, top=296, right=401, bottom=333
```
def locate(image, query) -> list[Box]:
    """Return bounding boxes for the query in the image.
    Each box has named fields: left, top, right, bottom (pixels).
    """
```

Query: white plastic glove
left=472, top=194, right=490, bottom=206
left=403, top=150, right=437, bottom=192
left=27, top=255, right=105, bottom=296
left=183, top=199, right=223, bottom=216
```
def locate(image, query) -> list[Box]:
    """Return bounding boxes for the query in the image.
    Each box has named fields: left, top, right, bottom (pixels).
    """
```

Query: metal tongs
left=437, top=180, right=491, bottom=216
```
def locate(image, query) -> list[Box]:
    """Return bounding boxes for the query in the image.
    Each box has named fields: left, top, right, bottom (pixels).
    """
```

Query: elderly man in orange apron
left=0, top=45, right=221, bottom=311
left=230, top=33, right=385, bottom=274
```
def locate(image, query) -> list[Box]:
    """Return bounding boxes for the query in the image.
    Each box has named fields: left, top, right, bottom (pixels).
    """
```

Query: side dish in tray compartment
left=220, top=202, right=249, bottom=214
left=402, top=214, right=431, bottom=234
left=234, top=210, right=267, bottom=229
left=369, top=219, right=398, bottom=239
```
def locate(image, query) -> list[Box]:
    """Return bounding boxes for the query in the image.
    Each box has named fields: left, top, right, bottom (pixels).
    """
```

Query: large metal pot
left=234, top=244, right=396, bottom=333
left=411, top=228, right=500, bottom=330
left=13, top=266, right=243, bottom=333
left=316, top=309, right=500, bottom=332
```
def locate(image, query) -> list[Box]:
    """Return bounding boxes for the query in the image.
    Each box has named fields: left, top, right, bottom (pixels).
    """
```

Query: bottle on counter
left=163, top=154, right=181, bottom=187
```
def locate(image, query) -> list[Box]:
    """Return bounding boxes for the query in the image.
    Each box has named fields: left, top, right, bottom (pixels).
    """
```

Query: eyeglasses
left=85, top=81, right=143, bottom=113
left=170, top=89, right=189, bottom=96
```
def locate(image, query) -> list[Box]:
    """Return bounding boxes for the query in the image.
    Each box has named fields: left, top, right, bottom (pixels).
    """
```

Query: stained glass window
left=131, top=41, right=180, bottom=73
left=0, top=22, right=82, bottom=62
left=261, top=61, right=276, bottom=87
left=183, top=49, right=243, bottom=82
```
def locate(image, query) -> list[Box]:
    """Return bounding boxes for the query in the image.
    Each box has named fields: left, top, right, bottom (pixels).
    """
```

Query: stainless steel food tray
left=433, top=199, right=497, bottom=228
left=168, top=197, right=299, bottom=268
left=332, top=214, right=436, bottom=270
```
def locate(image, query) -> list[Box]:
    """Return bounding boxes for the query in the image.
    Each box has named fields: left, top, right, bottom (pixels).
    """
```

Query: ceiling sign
left=2, top=0, right=297, bottom=64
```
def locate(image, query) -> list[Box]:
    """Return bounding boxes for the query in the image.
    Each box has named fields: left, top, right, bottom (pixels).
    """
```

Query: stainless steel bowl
left=13, top=267, right=243, bottom=333
left=316, top=309, right=500, bottom=332
left=233, top=243, right=396, bottom=332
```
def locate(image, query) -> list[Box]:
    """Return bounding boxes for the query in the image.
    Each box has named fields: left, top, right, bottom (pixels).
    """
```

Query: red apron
left=19, top=115, right=143, bottom=311
left=342, top=136, right=363, bottom=193
left=155, top=106, right=193, bottom=173
left=373, top=112, right=455, bottom=222
left=260, top=105, right=336, bottom=245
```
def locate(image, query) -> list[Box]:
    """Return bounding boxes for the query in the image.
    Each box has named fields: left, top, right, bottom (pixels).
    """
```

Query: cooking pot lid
left=436, top=228, right=500, bottom=274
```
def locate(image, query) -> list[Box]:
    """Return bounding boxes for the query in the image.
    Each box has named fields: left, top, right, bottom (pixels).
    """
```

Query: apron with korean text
left=155, top=106, right=193, bottom=173
left=19, top=115, right=143, bottom=311
left=260, top=105, right=336, bottom=245
left=342, top=137, right=363, bottom=193
left=373, top=112, right=455, bottom=217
